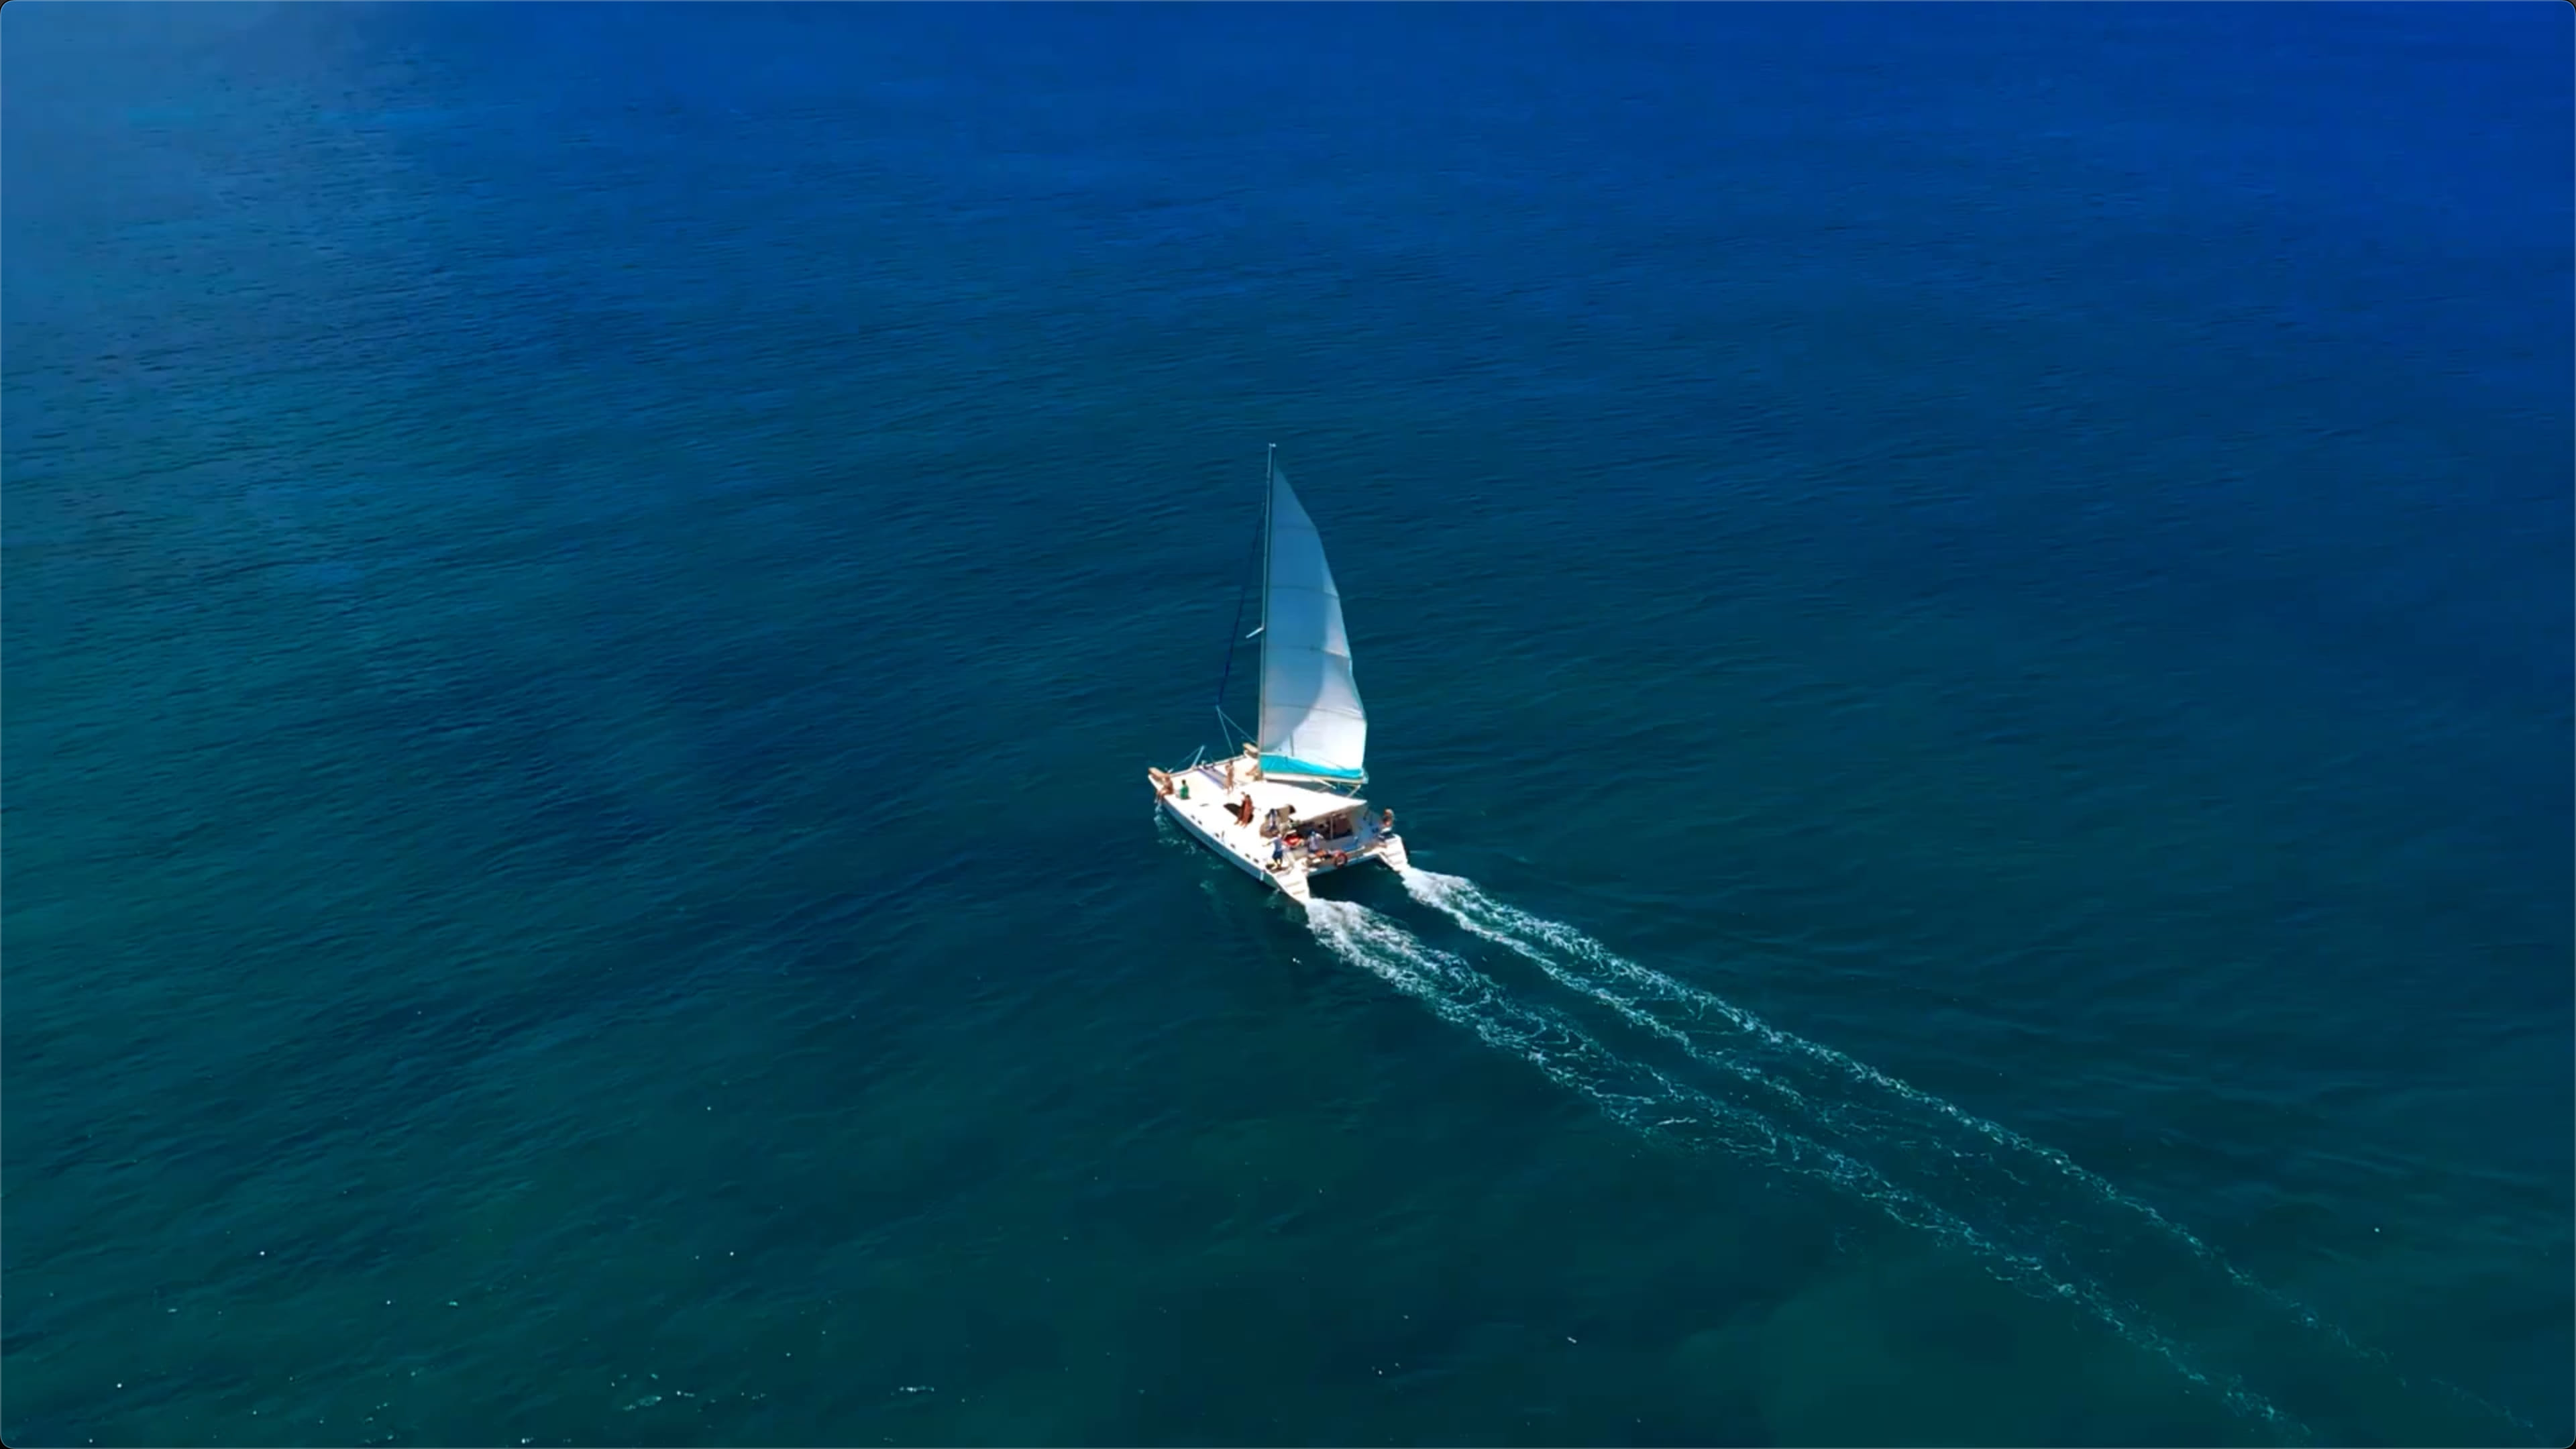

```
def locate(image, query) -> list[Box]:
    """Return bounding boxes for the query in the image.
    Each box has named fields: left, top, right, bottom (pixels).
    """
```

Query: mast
left=1256, top=443, right=1276, bottom=755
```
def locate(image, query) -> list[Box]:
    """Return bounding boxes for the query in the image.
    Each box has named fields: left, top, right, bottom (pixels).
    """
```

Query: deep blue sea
left=5, top=3, right=2569, bottom=1445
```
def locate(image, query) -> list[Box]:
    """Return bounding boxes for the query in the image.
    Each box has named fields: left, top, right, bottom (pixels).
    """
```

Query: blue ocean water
left=5, top=2, right=2569, bottom=1444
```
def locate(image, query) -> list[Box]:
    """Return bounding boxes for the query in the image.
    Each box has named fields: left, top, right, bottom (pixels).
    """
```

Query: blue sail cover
left=1262, top=755, right=1366, bottom=782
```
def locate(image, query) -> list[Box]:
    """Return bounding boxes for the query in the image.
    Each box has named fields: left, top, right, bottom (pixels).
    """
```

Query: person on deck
left=1233, top=794, right=1257, bottom=828
left=1379, top=807, right=1397, bottom=836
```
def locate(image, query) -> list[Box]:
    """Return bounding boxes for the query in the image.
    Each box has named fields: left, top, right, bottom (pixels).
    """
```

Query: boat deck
left=1150, top=755, right=1403, bottom=903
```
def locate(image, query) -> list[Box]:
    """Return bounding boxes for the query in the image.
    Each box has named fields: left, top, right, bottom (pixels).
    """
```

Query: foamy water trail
left=1301, top=898, right=2299, bottom=1440
left=1391, top=865, right=2531, bottom=1440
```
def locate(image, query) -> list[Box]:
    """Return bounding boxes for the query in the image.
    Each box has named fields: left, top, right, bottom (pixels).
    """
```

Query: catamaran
left=1147, top=447, right=1408, bottom=906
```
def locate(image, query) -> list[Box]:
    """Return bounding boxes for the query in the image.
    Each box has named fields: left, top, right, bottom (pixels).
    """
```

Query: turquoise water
left=5, top=3, right=2569, bottom=1444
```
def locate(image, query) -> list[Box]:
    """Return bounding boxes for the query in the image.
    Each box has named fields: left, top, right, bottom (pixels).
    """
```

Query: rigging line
left=1211, top=455, right=1271, bottom=736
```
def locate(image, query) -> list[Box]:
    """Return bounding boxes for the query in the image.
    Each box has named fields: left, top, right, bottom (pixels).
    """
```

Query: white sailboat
left=1146, top=447, right=1409, bottom=906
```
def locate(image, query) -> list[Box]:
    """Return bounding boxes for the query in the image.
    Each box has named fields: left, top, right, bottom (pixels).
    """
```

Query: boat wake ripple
left=1383, top=865, right=2532, bottom=1442
left=1301, top=897, right=2298, bottom=1440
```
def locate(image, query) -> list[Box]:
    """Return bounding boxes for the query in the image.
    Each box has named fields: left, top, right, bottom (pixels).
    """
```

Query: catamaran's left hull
left=1157, top=787, right=1307, bottom=903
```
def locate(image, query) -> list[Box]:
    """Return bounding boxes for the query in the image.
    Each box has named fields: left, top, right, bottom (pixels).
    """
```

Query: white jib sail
left=1256, top=464, right=1368, bottom=779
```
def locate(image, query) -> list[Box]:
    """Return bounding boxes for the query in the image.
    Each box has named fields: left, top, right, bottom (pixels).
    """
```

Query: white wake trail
left=1392, top=865, right=2530, bottom=1441
left=1301, top=898, right=2298, bottom=1440
left=1401, top=867, right=2236, bottom=1244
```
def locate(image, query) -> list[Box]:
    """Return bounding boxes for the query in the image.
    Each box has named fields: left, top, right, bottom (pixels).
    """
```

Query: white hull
left=1148, top=757, right=1406, bottom=906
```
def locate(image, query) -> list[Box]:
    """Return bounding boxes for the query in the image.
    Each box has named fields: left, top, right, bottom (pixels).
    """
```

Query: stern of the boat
left=1275, top=861, right=1314, bottom=905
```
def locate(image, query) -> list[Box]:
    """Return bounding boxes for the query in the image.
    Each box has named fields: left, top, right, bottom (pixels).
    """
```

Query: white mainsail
left=1256, top=462, right=1368, bottom=782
